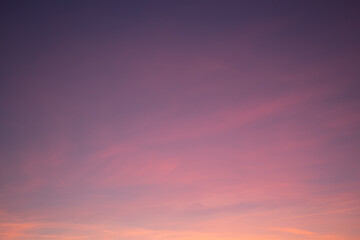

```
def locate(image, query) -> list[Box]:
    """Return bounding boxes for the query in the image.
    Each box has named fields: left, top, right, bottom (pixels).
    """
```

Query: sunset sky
left=1, top=1, right=360, bottom=239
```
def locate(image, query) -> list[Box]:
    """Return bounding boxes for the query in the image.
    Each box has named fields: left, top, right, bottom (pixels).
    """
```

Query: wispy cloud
left=270, top=227, right=315, bottom=235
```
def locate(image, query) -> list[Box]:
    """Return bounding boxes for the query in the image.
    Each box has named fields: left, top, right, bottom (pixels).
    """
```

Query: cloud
left=274, top=207, right=360, bottom=221
left=0, top=222, right=240, bottom=240
left=270, top=227, right=315, bottom=235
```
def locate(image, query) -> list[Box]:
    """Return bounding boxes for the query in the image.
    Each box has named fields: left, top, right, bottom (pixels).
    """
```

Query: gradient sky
left=1, top=1, right=360, bottom=239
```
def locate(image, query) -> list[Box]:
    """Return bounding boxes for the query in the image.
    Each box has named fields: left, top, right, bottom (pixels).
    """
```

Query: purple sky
left=1, top=1, right=360, bottom=239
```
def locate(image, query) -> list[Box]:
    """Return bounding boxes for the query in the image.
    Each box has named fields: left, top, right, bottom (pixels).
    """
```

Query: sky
left=1, top=0, right=360, bottom=239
